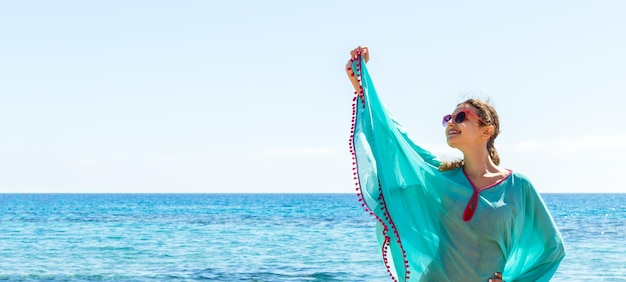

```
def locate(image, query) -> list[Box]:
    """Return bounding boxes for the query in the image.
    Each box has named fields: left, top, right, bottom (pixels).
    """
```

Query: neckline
left=462, top=168, right=513, bottom=192
left=461, top=169, right=512, bottom=222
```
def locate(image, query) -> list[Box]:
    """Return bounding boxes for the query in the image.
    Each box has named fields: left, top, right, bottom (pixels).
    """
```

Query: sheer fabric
left=349, top=57, right=565, bottom=282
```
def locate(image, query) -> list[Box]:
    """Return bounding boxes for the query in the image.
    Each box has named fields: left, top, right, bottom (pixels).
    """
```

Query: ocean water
left=0, top=193, right=624, bottom=282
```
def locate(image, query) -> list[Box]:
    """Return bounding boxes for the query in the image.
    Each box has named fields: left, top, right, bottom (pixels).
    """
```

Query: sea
left=0, top=193, right=624, bottom=281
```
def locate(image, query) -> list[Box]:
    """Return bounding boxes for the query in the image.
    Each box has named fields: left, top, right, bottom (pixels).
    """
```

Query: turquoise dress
left=349, top=57, right=565, bottom=282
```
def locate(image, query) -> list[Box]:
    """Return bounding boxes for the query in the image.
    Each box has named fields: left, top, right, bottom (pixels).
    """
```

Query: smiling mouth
left=447, top=130, right=460, bottom=137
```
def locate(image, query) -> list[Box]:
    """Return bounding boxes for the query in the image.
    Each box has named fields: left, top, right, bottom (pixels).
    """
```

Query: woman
left=346, top=46, right=565, bottom=282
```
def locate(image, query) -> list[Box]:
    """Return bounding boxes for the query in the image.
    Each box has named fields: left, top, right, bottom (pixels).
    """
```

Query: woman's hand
left=345, top=46, right=370, bottom=72
left=350, top=46, right=369, bottom=63
left=488, top=272, right=504, bottom=282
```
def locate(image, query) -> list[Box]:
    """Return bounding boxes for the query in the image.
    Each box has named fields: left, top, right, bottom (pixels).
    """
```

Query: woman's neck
left=461, top=149, right=505, bottom=179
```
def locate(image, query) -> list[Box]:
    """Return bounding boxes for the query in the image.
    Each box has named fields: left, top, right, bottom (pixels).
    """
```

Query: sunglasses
left=442, top=110, right=485, bottom=127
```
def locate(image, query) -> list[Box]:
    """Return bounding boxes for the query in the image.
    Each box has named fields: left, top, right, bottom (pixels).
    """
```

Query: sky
left=1, top=1, right=625, bottom=193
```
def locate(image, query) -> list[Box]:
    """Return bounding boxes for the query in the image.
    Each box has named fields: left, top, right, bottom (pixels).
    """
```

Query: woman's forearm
left=346, top=61, right=362, bottom=94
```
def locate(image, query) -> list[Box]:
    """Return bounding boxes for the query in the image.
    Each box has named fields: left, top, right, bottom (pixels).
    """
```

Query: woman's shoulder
left=506, top=170, right=535, bottom=188
left=504, top=170, right=548, bottom=200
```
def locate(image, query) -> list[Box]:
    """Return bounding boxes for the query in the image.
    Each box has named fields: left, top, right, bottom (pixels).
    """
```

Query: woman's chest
left=439, top=183, right=520, bottom=239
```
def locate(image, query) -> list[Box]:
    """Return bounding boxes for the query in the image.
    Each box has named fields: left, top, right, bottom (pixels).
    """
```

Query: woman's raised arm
left=345, top=46, right=369, bottom=93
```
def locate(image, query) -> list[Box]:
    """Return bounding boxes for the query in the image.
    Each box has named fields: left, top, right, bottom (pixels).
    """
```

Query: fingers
left=487, top=272, right=504, bottom=282
left=349, top=46, right=369, bottom=61
left=361, top=46, right=369, bottom=63
left=349, top=48, right=360, bottom=60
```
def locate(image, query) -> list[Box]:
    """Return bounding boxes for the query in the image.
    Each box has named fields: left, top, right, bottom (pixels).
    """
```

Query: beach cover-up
left=348, top=57, right=565, bottom=282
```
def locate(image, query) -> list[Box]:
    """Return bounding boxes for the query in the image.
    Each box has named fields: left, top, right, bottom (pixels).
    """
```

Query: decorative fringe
left=348, top=54, right=410, bottom=281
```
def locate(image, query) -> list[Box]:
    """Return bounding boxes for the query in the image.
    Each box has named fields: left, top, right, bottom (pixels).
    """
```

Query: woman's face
left=444, top=104, right=485, bottom=149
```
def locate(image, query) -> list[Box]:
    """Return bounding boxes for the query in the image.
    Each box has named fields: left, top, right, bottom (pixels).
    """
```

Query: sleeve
left=349, top=57, right=448, bottom=281
left=503, top=178, right=566, bottom=282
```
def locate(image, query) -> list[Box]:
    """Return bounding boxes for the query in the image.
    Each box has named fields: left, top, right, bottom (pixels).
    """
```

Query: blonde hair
left=439, top=99, right=501, bottom=171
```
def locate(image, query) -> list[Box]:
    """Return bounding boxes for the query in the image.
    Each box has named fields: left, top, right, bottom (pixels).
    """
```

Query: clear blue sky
left=1, top=1, right=624, bottom=193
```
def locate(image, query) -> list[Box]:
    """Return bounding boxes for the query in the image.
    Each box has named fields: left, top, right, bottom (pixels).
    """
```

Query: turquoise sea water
left=0, top=193, right=624, bottom=281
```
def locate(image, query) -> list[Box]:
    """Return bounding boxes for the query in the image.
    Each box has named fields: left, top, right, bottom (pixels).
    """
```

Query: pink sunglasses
left=442, top=110, right=485, bottom=127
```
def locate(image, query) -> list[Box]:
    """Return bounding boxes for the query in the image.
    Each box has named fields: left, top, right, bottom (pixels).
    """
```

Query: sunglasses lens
left=455, top=111, right=467, bottom=123
left=442, top=115, right=452, bottom=127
